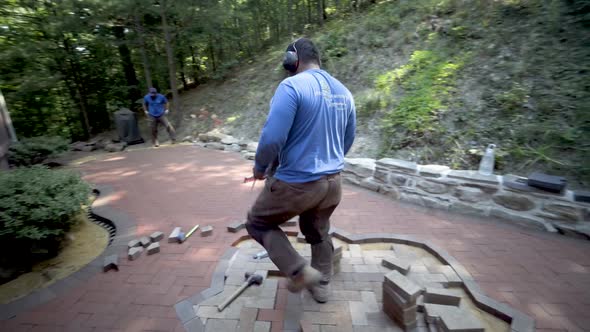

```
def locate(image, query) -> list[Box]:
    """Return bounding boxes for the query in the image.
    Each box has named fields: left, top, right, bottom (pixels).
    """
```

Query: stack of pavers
left=382, top=270, right=422, bottom=330
left=127, top=231, right=163, bottom=260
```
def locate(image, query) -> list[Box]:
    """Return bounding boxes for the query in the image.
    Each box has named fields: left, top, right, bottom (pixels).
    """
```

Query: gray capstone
left=147, top=242, right=160, bottom=255
left=128, top=239, right=141, bottom=249
left=139, top=236, right=151, bottom=248
left=201, top=225, right=213, bottom=236
left=103, top=254, right=119, bottom=272
left=150, top=231, right=164, bottom=242
left=128, top=247, right=143, bottom=260
left=344, top=158, right=376, bottom=178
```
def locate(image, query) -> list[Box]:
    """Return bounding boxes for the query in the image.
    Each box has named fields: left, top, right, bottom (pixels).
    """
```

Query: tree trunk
left=307, top=0, right=312, bottom=24
left=189, top=46, right=200, bottom=85
left=134, top=9, right=152, bottom=89
left=113, top=25, right=141, bottom=109
left=62, top=38, right=91, bottom=139
left=208, top=34, right=217, bottom=73
left=288, top=0, right=294, bottom=35
left=317, top=0, right=324, bottom=26
left=178, top=52, right=188, bottom=90
left=159, top=0, right=182, bottom=125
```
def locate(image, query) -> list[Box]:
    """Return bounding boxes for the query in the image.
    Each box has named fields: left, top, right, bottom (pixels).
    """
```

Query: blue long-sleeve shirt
left=255, top=69, right=356, bottom=183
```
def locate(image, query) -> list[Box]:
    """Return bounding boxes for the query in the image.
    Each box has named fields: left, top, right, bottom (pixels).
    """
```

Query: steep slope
left=178, top=0, right=590, bottom=187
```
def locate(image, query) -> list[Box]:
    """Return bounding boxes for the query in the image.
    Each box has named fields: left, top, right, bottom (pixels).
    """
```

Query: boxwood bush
left=8, top=136, right=69, bottom=167
left=0, top=166, right=90, bottom=271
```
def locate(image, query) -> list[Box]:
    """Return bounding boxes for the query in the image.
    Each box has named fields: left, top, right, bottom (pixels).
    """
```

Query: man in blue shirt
left=143, top=87, right=176, bottom=147
left=246, top=38, right=356, bottom=303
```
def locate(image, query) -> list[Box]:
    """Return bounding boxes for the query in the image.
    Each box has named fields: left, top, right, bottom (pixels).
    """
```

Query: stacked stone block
left=382, top=270, right=422, bottom=329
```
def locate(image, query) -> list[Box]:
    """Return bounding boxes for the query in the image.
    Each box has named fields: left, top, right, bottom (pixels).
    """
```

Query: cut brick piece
left=201, top=225, right=213, bottom=236
left=150, top=231, right=164, bottom=242
left=128, top=247, right=143, bottom=260
left=103, top=254, right=118, bottom=272
left=424, top=304, right=484, bottom=332
left=227, top=221, right=245, bottom=233
left=382, top=256, right=412, bottom=275
left=384, top=270, right=422, bottom=302
left=139, top=236, right=151, bottom=247
left=127, top=239, right=141, bottom=249
left=147, top=242, right=160, bottom=255
left=168, top=227, right=182, bottom=243
left=424, top=287, right=461, bottom=306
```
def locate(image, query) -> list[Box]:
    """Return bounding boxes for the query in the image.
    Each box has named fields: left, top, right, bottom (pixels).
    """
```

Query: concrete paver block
left=168, top=227, right=182, bottom=243
left=147, top=242, right=160, bottom=255
left=382, top=285, right=418, bottom=324
left=128, top=247, right=143, bottom=260
left=150, top=231, right=164, bottom=242
left=103, top=254, right=118, bottom=272
left=384, top=270, right=422, bottom=302
left=382, top=256, right=412, bottom=275
left=201, top=225, right=213, bottom=236
left=424, top=288, right=461, bottom=306
left=228, top=222, right=245, bottom=233
left=349, top=244, right=363, bottom=258
left=127, top=239, right=141, bottom=249
left=139, top=236, right=151, bottom=247
left=424, top=303, right=484, bottom=332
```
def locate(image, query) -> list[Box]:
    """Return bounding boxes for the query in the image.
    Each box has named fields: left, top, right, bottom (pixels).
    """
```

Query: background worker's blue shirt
left=255, top=69, right=356, bottom=183
left=144, top=94, right=168, bottom=117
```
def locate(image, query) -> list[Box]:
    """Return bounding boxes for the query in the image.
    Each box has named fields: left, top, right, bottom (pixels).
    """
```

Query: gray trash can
left=114, top=108, right=144, bottom=145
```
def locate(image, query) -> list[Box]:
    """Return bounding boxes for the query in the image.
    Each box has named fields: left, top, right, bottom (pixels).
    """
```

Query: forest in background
left=1, top=0, right=349, bottom=140
left=1, top=0, right=589, bottom=185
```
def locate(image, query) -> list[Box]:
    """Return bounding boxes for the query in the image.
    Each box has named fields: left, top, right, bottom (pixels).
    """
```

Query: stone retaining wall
left=194, top=130, right=589, bottom=239
left=343, top=158, right=590, bottom=238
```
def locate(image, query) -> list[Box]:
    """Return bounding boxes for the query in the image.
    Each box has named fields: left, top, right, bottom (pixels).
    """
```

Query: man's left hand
left=253, top=167, right=266, bottom=180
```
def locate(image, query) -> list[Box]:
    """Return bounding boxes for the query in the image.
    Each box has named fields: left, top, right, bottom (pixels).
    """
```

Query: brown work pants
left=149, top=114, right=176, bottom=143
left=246, top=174, right=342, bottom=282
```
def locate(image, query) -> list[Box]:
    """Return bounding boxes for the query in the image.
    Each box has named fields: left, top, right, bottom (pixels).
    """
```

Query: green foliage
left=8, top=136, right=70, bottom=167
left=0, top=167, right=90, bottom=263
left=492, top=83, right=529, bottom=114
left=376, top=50, right=466, bottom=138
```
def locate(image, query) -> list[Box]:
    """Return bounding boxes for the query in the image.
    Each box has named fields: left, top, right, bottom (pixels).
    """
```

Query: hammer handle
left=217, top=281, right=250, bottom=312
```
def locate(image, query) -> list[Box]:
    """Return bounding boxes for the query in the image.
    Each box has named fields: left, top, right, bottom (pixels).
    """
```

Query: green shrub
left=8, top=136, right=69, bottom=167
left=0, top=166, right=90, bottom=266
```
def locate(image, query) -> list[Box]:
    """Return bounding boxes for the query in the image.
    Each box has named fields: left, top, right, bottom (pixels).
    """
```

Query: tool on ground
left=253, top=250, right=269, bottom=260
left=217, top=273, right=264, bottom=312
left=244, top=176, right=256, bottom=191
left=181, top=224, right=200, bottom=243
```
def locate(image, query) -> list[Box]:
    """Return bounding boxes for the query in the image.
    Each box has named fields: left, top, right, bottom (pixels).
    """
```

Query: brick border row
left=175, top=228, right=534, bottom=332
left=0, top=185, right=137, bottom=321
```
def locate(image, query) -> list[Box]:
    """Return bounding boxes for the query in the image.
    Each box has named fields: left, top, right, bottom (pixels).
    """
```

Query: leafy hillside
left=178, top=0, right=590, bottom=187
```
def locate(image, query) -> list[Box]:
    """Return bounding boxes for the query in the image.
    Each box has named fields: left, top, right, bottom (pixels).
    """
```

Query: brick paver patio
left=1, top=145, right=589, bottom=332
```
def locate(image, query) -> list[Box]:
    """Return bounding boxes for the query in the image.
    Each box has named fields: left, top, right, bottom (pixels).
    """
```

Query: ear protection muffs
left=282, top=40, right=299, bottom=73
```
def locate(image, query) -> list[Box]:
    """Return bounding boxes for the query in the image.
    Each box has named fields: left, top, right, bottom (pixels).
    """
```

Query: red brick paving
left=1, top=145, right=589, bottom=332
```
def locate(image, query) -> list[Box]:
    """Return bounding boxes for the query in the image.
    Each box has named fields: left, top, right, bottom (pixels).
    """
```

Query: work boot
left=309, top=242, right=334, bottom=303
left=309, top=282, right=330, bottom=303
left=287, top=265, right=321, bottom=293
